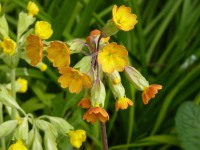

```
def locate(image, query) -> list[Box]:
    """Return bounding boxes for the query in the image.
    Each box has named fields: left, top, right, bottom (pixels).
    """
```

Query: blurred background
left=1, top=0, right=200, bottom=149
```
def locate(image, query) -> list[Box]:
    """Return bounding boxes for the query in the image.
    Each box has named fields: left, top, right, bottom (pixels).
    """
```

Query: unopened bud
left=67, top=39, right=85, bottom=54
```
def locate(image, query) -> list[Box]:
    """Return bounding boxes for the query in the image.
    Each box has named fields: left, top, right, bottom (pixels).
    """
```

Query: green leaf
left=175, top=101, right=200, bottom=150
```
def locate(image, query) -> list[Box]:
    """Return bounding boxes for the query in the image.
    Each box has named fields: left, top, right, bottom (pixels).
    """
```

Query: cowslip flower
left=27, top=1, right=39, bottom=16
left=69, top=130, right=86, bottom=148
left=8, top=140, right=28, bottom=150
left=98, top=42, right=128, bottom=74
left=16, top=78, right=28, bottom=93
left=35, top=21, right=53, bottom=39
left=83, top=106, right=109, bottom=124
left=26, top=34, right=43, bottom=66
left=58, top=67, right=92, bottom=93
left=47, top=41, right=70, bottom=68
left=112, top=5, right=138, bottom=31
left=115, top=97, right=133, bottom=111
left=78, top=97, right=91, bottom=109
left=1, top=36, right=16, bottom=55
left=124, top=66, right=162, bottom=104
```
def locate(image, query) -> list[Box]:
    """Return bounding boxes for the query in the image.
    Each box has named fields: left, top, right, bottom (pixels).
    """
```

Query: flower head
left=69, top=130, right=86, bottom=148
left=78, top=97, right=91, bottom=109
left=27, top=1, right=39, bottom=16
left=16, top=78, right=28, bottom=93
left=8, top=140, right=28, bottom=150
left=47, top=41, right=70, bottom=68
left=83, top=107, right=109, bottom=124
left=58, top=67, right=92, bottom=93
left=115, top=97, right=133, bottom=111
left=142, top=84, right=162, bottom=105
left=1, top=36, right=16, bottom=55
left=112, top=5, right=138, bottom=31
left=35, top=21, right=53, bottom=39
left=98, top=42, right=128, bottom=74
left=26, top=34, right=43, bottom=66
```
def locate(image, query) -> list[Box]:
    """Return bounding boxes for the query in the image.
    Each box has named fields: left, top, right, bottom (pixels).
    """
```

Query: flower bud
left=0, top=120, right=18, bottom=137
left=27, top=1, right=39, bottom=16
left=16, top=78, right=28, bottom=93
left=67, top=39, right=85, bottom=54
left=108, top=79, right=125, bottom=99
left=35, top=21, right=53, bottom=39
left=108, top=70, right=121, bottom=85
left=73, top=56, right=92, bottom=74
left=101, top=19, right=119, bottom=38
left=8, top=140, right=28, bottom=150
left=36, top=62, right=47, bottom=72
left=69, top=130, right=86, bottom=148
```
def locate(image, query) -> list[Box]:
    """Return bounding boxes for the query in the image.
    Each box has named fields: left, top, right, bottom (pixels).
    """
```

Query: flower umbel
left=112, top=5, right=138, bottom=31
left=35, top=21, right=53, bottom=39
left=8, top=140, right=28, bottom=150
left=47, top=41, right=70, bottom=68
left=26, top=34, right=43, bottom=66
left=69, top=130, right=86, bottom=148
left=142, top=84, right=162, bottom=105
left=83, top=107, right=109, bottom=124
left=1, top=36, right=16, bottom=55
left=115, top=97, right=133, bottom=111
left=78, top=97, right=91, bottom=109
left=98, top=42, right=128, bottom=74
left=58, top=67, right=92, bottom=93
left=27, top=1, right=39, bottom=16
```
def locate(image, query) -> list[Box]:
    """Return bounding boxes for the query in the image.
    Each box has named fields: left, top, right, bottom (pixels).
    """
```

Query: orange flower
left=47, top=41, right=70, bottom=68
left=58, top=67, right=92, bottom=93
left=115, top=97, right=133, bottom=111
left=98, top=42, right=128, bottom=74
left=26, top=34, right=43, bottom=66
left=112, top=5, right=138, bottom=31
left=83, top=107, right=109, bottom=124
left=78, top=97, right=91, bottom=109
left=142, top=84, right=162, bottom=105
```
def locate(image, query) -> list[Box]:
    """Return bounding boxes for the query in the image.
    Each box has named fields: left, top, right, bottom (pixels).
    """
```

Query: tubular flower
left=35, top=21, right=53, bottom=39
left=58, top=67, right=92, bottom=93
left=83, top=106, right=109, bottom=124
left=16, top=78, right=28, bottom=93
left=142, top=84, right=162, bottom=105
left=115, top=97, right=133, bottom=111
left=98, top=42, right=128, bottom=74
left=78, top=97, right=91, bottom=109
left=27, top=1, right=39, bottom=16
left=26, top=34, right=43, bottom=66
left=8, top=140, right=28, bottom=150
left=1, top=36, right=16, bottom=55
left=47, top=41, right=70, bottom=68
left=69, top=130, right=86, bottom=148
left=112, top=5, right=138, bottom=31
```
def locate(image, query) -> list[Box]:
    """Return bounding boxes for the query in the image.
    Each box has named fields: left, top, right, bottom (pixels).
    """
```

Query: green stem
left=0, top=103, right=6, bottom=150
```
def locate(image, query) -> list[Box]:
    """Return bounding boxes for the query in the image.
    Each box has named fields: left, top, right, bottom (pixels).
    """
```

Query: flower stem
left=0, top=103, right=6, bottom=150
left=100, top=121, right=108, bottom=150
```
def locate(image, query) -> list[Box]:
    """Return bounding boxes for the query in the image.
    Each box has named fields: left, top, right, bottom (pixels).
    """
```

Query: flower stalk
left=0, top=103, right=6, bottom=150
left=100, top=122, right=108, bottom=150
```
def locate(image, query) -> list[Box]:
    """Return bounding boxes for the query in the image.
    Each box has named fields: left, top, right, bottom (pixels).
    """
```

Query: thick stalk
left=0, top=103, right=6, bottom=150
left=100, top=122, right=108, bottom=150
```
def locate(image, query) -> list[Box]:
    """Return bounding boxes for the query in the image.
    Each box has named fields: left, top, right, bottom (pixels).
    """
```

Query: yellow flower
left=26, top=34, right=43, bottom=66
left=83, top=107, right=109, bottom=124
left=98, top=42, right=128, bottom=74
left=1, top=36, right=16, bottom=55
left=16, top=78, right=28, bottom=93
left=39, top=63, right=47, bottom=72
left=47, top=41, right=70, bottom=68
left=115, top=97, right=133, bottom=111
left=35, top=21, right=53, bottom=39
left=58, top=67, right=92, bottom=93
left=78, top=97, right=91, bottom=109
left=69, top=130, right=86, bottom=148
left=142, top=84, right=162, bottom=105
left=112, top=5, right=138, bottom=31
left=8, top=140, right=28, bottom=150
left=27, top=1, right=39, bottom=16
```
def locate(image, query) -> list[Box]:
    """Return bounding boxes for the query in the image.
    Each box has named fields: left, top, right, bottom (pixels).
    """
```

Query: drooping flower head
left=78, top=97, right=91, bottom=109
left=27, top=1, right=39, bottom=16
left=1, top=36, right=16, bottom=55
left=112, top=5, right=138, bottom=31
left=47, top=41, right=70, bottom=68
left=8, top=140, right=28, bottom=150
left=115, top=97, right=133, bottom=111
left=26, top=34, right=43, bottom=66
left=83, top=106, right=109, bottom=124
left=58, top=67, right=92, bottom=93
left=98, top=42, right=128, bottom=74
left=16, top=78, right=28, bottom=93
left=35, top=21, right=53, bottom=39
left=69, top=130, right=86, bottom=148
